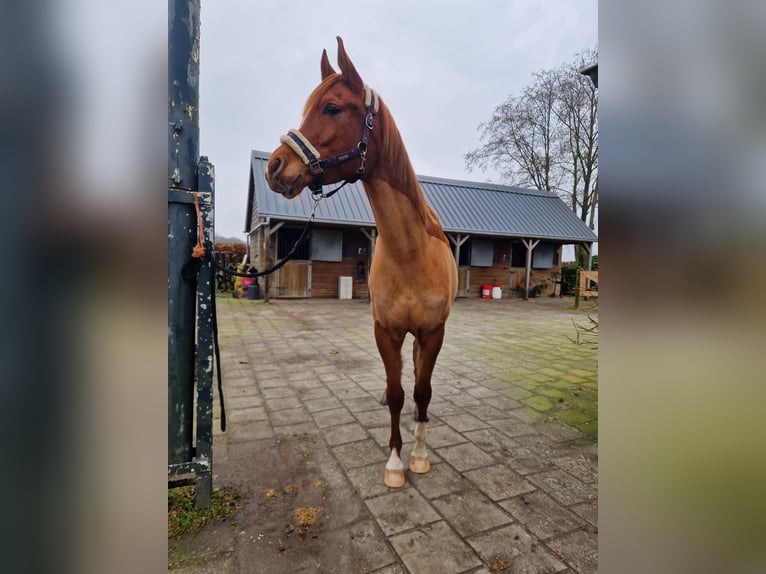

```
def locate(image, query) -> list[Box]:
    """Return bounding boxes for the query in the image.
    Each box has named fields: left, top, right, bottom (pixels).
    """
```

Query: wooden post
left=360, top=227, right=377, bottom=282
left=521, top=239, right=540, bottom=300
left=263, top=222, right=271, bottom=302
left=582, top=242, right=593, bottom=294
left=449, top=233, right=470, bottom=297
left=574, top=266, right=581, bottom=309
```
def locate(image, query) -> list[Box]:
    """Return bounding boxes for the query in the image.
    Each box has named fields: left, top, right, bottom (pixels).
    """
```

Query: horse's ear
left=320, top=49, right=336, bottom=80
left=336, top=36, right=363, bottom=93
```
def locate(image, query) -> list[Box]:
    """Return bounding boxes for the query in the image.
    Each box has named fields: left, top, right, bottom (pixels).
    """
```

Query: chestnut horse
left=266, top=37, right=457, bottom=487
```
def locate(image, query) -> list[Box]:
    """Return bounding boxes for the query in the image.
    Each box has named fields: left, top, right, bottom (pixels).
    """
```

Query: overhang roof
left=246, top=150, right=597, bottom=243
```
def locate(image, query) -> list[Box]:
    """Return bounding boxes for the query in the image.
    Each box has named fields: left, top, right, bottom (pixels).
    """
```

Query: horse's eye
left=323, top=103, right=341, bottom=116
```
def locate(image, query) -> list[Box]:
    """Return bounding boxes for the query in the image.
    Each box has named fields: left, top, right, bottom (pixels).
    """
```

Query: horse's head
left=266, top=37, right=379, bottom=199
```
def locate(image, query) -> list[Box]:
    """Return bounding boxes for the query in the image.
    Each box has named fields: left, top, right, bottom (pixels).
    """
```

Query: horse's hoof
left=409, top=455, right=430, bottom=474
left=384, top=468, right=406, bottom=488
left=379, top=392, right=388, bottom=406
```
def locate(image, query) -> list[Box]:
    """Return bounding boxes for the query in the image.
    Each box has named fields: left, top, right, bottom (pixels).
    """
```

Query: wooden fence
left=578, top=270, right=599, bottom=298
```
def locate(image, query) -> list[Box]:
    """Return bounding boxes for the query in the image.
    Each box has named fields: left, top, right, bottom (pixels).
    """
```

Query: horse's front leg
left=410, top=323, right=445, bottom=474
left=374, top=322, right=406, bottom=487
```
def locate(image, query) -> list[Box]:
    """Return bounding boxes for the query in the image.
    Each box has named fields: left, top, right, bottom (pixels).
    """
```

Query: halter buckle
left=308, top=159, right=323, bottom=176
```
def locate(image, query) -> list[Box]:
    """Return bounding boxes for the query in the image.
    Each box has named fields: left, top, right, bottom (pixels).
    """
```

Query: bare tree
left=466, top=47, right=598, bottom=265
left=465, top=68, right=564, bottom=192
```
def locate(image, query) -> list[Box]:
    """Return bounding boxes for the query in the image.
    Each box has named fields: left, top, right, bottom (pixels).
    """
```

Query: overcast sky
left=198, top=0, right=598, bottom=240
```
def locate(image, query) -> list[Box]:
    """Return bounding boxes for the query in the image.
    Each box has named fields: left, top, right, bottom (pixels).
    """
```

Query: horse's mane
left=305, top=77, right=448, bottom=245
left=374, top=98, right=449, bottom=245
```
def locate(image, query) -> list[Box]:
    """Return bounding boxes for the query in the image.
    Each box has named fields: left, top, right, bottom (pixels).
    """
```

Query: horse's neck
left=362, top=177, right=431, bottom=256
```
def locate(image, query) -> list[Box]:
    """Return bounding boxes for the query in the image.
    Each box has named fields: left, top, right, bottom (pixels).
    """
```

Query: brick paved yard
left=169, top=296, right=598, bottom=573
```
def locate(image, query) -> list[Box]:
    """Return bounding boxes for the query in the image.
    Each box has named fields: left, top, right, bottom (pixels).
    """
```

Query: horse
left=265, top=37, right=457, bottom=488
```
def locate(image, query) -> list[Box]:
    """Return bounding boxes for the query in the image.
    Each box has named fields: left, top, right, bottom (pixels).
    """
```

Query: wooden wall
left=311, top=258, right=369, bottom=299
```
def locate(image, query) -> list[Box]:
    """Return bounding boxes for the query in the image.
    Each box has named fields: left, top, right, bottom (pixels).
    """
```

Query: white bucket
left=491, top=286, right=502, bottom=299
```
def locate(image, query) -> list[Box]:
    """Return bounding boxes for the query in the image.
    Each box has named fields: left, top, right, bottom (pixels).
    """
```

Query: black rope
left=214, top=218, right=313, bottom=278
left=215, top=183, right=348, bottom=279
left=211, top=285, right=226, bottom=432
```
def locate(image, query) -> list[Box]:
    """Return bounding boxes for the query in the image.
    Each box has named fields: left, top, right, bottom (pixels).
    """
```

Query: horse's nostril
left=269, top=157, right=282, bottom=177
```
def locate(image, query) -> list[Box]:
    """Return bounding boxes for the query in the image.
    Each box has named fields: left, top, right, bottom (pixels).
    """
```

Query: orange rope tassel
left=192, top=191, right=206, bottom=258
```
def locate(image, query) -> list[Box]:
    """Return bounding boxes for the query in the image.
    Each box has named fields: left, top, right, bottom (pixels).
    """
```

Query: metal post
left=168, top=0, right=200, bottom=466
left=194, top=157, right=215, bottom=508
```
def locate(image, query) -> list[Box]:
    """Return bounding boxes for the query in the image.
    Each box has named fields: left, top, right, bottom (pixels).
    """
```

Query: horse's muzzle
left=264, top=154, right=305, bottom=199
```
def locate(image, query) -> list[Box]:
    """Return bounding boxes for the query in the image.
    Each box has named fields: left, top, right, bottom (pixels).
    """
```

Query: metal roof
left=247, top=150, right=597, bottom=243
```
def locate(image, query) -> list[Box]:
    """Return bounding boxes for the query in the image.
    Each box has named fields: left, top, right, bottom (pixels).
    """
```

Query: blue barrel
left=247, top=283, right=260, bottom=300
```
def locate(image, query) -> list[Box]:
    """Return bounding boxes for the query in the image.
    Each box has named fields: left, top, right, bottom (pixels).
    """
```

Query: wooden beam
left=521, top=239, right=540, bottom=300
left=360, top=227, right=377, bottom=284
left=449, top=233, right=470, bottom=262
left=263, top=222, right=271, bottom=302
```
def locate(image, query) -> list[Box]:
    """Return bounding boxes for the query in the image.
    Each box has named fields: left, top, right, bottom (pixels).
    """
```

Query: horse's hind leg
left=374, top=322, right=406, bottom=487
left=410, top=323, right=445, bottom=474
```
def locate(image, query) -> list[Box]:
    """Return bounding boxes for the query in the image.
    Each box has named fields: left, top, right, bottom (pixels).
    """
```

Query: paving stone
left=526, top=469, right=596, bottom=506
left=357, top=406, right=393, bottom=430
left=500, top=490, right=586, bottom=539
left=437, top=442, right=495, bottom=472
left=441, top=413, right=491, bottom=432
left=550, top=455, right=598, bottom=484
left=470, top=404, right=508, bottom=420
left=446, top=393, right=484, bottom=408
left=407, top=461, right=474, bottom=499
left=569, top=499, right=598, bottom=527
left=261, top=386, right=297, bottom=400
left=463, top=464, right=536, bottom=501
left=507, top=407, right=547, bottom=425
left=487, top=416, right=538, bottom=438
left=347, top=462, right=403, bottom=500
left=309, top=518, right=398, bottom=574
left=366, top=563, right=406, bottom=574
left=272, top=421, right=318, bottom=436
left=466, top=386, right=501, bottom=399
left=432, top=489, right=512, bottom=537
left=366, top=425, right=392, bottom=449
left=322, top=422, right=368, bottom=447
left=546, top=528, right=598, bottom=574
left=304, top=396, right=343, bottom=413
left=268, top=406, right=308, bottom=426
left=364, top=489, right=441, bottom=536
left=467, top=523, right=568, bottom=574
left=522, top=395, right=555, bottom=412
left=331, top=386, right=371, bottom=401
left=425, top=400, right=464, bottom=418
left=424, top=424, right=469, bottom=449
left=389, top=521, right=482, bottom=574
left=537, top=420, right=586, bottom=441
left=227, top=406, right=268, bottom=424
left=343, top=395, right=383, bottom=413
left=299, top=387, right=333, bottom=401
left=311, top=406, right=356, bottom=428
left=463, top=428, right=514, bottom=454
left=227, top=420, right=273, bottom=443
left=332, top=438, right=388, bottom=470
left=225, top=395, right=264, bottom=409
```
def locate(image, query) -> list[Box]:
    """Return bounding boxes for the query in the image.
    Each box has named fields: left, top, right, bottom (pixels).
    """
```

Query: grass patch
left=168, top=485, right=239, bottom=538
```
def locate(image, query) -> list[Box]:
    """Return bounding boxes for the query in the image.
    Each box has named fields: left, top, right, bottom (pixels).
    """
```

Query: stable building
left=245, top=150, right=597, bottom=299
